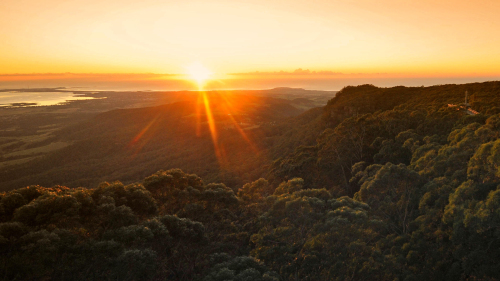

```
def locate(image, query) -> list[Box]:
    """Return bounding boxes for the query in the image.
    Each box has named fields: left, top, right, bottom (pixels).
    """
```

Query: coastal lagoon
left=0, top=91, right=96, bottom=107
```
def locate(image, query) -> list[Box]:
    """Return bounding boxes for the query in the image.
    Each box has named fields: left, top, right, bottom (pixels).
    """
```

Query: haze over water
left=2, top=76, right=500, bottom=92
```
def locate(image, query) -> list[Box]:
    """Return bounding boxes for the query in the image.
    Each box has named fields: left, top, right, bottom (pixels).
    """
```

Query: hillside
left=0, top=91, right=315, bottom=190
left=270, top=82, right=500, bottom=192
left=3, top=81, right=500, bottom=280
left=2, top=82, right=500, bottom=193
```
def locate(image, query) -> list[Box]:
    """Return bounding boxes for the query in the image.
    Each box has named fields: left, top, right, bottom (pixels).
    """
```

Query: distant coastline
left=2, top=76, right=500, bottom=92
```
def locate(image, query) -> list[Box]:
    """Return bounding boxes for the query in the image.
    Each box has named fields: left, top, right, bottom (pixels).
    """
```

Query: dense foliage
left=2, top=82, right=500, bottom=280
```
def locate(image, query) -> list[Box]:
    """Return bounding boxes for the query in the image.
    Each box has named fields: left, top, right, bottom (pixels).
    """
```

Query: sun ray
left=218, top=92, right=259, bottom=153
left=196, top=93, right=203, bottom=137
left=201, top=91, right=225, bottom=164
left=193, top=88, right=263, bottom=169
left=129, top=117, right=157, bottom=146
left=127, top=114, right=161, bottom=159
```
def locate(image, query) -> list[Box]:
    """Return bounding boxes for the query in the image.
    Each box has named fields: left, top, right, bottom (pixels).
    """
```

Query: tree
left=203, top=254, right=279, bottom=281
left=355, top=163, right=426, bottom=234
left=251, top=182, right=389, bottom=280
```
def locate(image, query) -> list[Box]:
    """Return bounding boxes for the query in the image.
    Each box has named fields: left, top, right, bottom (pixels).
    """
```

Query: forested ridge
left=2, top=81, right=500, bottom=280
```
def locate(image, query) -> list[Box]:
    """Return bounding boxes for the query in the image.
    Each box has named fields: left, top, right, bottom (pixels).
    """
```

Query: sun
left=186, top=62, right=212, bottom=88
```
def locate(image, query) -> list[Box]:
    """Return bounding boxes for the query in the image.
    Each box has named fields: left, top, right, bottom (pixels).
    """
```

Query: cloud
left=0, top=73, right=182, bottom=83
left=229, top=68, right=346, bottom=76
left=0, top=73, right=179, bottom=78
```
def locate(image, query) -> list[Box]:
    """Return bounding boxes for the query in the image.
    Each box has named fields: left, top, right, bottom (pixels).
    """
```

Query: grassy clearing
left=0, top=129, right=58, bottom=148
left=2, top=141, right=69, bottom=158
left=0, top=156, right=40, bottom=169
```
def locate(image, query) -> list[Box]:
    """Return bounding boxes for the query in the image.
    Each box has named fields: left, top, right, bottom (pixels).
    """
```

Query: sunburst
left=186, top=62, right=212, bottom=88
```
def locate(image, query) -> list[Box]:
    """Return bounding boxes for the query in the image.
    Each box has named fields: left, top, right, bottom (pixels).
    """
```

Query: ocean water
left=0, top=91, right=96, bottom=107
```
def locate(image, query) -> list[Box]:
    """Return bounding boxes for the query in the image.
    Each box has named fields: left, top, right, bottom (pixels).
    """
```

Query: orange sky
left=1, top=0, right=500, bottom=79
